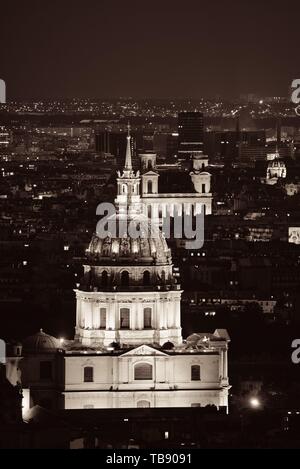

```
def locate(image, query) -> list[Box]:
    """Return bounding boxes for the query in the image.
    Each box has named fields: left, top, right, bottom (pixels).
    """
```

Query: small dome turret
left=23, top=329, right=60, bottom=354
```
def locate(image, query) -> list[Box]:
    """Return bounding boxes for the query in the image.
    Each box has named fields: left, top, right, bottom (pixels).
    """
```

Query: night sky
left=1, top=0, right=300, bottom=100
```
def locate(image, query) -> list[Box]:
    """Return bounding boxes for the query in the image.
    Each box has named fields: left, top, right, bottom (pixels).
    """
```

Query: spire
left=124, top=122, right=132, bottom=170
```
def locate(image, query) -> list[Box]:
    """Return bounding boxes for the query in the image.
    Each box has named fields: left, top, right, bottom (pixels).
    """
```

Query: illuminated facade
left=266, top=150, right=287, bottom=185
left=9, top=129, right=229, bottom=411
left=140, top=152, right=213, bottom=216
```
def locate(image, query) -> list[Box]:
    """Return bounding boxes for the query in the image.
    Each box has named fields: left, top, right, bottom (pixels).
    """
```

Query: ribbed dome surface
left=23, top=329, right=60, bottom=353
left=87, top=215, right=172, bottom=266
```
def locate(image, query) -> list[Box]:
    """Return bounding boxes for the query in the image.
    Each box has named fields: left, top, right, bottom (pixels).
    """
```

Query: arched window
left=122, top=184, right=127, bottom=194
left=143, top=308, right=152, bottom=329
left=147, top=180, right=153, bottom=194
left=191, top=365, right=201, bottom=381
left=147, top=160, right=152, bottom=170
left=120, top=308, right=130, bottom=329
left=137, top=400, right=151, bottom=408
left=161, top=270, right=166, bottom=284
left=84, top=366, right=94, bottom=382
left=121, top=270, right=129, bottom=286
left=134, top=363, right=153, bottom=380
left=101, top=270, right=108, bottom=287
left=143, top=270, right=150, bottom=286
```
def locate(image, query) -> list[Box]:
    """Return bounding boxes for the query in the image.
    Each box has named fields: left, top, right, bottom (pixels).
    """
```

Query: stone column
left=163, top=300, right=168, bottom=329
left=138, top=303, right=143, bottom=330
left=158, top=298, right=164, bottom=329
left=219, top=350, right=224, bottom=379
left=223, top=348, right=228, bottom=379
left=174, top=297, right=181, bottom=328
left=153, top=299, right=158, bottom=330
left=93, top=302, right=100, bottom=329
left=170, top=203, right=174, bottom=217
left=131, top=302, right=136, bottom=330
left=113, top=299, right=118, bottom=330
left=167, top=300, right=172, bottom=328
left=76, top=297, right=81, bottom=328
left=82, top=300, right=93, bottom=328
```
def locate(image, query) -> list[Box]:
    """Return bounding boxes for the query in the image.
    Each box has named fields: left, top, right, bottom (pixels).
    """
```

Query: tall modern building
left=95, top=131, right=127, bottom=157
left=7, top=128, right=230, bottom=411
left=95, top=130, right=138, bottom=167
left=178, top=112, right=204, bottom=158
left=204, top=130, right=266, bottom=165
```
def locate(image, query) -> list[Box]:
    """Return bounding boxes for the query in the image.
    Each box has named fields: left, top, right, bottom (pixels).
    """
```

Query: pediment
left=120, top=344, right=168, bottom=357
left=143, top=171, right=159, bottom=177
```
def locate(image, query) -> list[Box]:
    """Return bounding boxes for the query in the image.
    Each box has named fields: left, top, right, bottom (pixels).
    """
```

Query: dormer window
left=121, top=271, right=129, bottom=286
left=143, top=270, right=150, bottom=286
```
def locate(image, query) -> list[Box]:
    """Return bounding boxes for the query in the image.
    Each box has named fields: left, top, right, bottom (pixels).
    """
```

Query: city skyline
left=2, top=0, right=300, bottom=451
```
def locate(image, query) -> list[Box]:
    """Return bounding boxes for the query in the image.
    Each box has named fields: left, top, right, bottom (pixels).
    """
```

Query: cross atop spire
left=125, top=121, right=132, bottom=170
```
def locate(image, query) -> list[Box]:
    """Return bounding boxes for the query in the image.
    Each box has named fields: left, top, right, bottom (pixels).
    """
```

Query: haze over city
left=1, top=0, right=300, bottom=99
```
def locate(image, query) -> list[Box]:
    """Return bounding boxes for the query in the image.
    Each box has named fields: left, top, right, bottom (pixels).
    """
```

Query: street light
left=249, top=397, right=260, bottom=408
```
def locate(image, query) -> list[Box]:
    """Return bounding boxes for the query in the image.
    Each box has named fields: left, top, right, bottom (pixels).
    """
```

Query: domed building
left=23, top=329, right=60, bottom=354
left=76, top=211, right=182, bottom=348
left=9, top=128, right=230, bottom=411
left=266, top=151, right=287, bottom=185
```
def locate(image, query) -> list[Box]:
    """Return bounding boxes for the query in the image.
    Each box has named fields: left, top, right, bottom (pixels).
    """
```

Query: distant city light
left=249, top=397, right=260, bottom=408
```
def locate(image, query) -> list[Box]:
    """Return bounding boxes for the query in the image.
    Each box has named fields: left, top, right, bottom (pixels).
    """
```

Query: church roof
left=158, top=170, right=195, bottom=194
left=23, top=329, right=60, bottom=354
left=87, top=214, right=172, bottom=266
left=142, top=170, right=159, bottom=177
left=186, top=329, right=230, bottom=345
